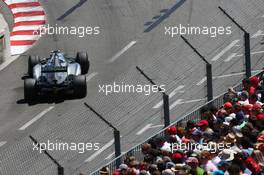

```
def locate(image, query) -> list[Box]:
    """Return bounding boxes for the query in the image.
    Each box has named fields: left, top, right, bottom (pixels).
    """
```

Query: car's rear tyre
left=73, top=75, right=87, bottom=98
left=24, top=78, right=37, bottom=101
left=76, top=52, right=89, bottom=74
left=28, top=56, right=40, bottom=77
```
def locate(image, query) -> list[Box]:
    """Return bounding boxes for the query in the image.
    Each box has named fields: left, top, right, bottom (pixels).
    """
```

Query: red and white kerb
left=2, top=0, right=46, bottom=55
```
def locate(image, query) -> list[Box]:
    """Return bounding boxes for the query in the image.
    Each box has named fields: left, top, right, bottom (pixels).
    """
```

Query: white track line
left=196, top=77, right=206, bottom=86
left=178, top=98, right=206, bottom=105
left=150, top=124, right=164, bottom=128
left=109, top=41, right=137, bottom=62
left=169, top=85, right=185, bottom=98
left=216, top=72, right=245, bottom=79
left=153, top=85, right=185, bottom=109
left=153, top=100, right=164, bottom=109
left=252, top=30, right=264, bottom=38
left=246, top=50, right=264, bottom=56
left=196, top=70, right=263, bottom=86
left=234, top=54, right=242, bottom=57
left=136, top=123, right=152, bottom=135
left=105, top=151, right=125, bottom=160
left=211, top=40, right=240, bottom=61
left=169, top=98, right=206, bottom=110
left=0, top=141, right=7, bottom=147
left=234, top=50, right=264, bottom=57
left=85, top=139, right=114, bottom=162
left=18, top=106, right=54, bottom=130
left=86, top=72, right=98, bottom=82
left=216, top=70, right=262, bottom=79
left=169, top=99, right=183, bottom=110
left=196, top=56, right=264, bottom=86
left=105, top=152, right=115, bottom=160
left=224, top=53, right=237, bottom=62
left=136, top=124, right=164, bottom=136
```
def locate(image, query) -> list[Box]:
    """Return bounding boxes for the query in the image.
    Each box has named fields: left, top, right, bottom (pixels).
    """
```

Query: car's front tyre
left=24, top=78, right=37, bottom=101
left=72, top=75, right=87, bottom=98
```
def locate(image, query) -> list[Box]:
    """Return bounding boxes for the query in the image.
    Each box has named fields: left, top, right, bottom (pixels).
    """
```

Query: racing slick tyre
left=24, top=78, right=37, bottom=101
left=73, top=75, right=87, bottom=98
left=76, top=52, right=89, bottom=74
left=28, top=56, right=40, bottom=77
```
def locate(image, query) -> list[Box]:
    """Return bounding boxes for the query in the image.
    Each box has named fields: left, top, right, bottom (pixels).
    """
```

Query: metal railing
left=90, top=70, right=264, bottom=175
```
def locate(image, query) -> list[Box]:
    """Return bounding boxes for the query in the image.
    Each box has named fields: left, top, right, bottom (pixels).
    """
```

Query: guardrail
left=90, top=70, right=264, bottom=175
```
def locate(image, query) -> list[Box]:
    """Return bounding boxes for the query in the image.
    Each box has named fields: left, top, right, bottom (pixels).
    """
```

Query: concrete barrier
left=0, top=13, right=10, bottom=63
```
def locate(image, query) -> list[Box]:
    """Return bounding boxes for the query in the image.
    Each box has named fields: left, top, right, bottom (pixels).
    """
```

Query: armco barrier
left=90, top=70, right=264, bottom=175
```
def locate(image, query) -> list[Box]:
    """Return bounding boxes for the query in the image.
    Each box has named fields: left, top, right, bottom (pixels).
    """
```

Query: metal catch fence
left=90, top=71, right=264, bottom=175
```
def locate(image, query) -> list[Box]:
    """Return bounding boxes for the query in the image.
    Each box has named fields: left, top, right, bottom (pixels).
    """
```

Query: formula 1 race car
left=24, top=50, right=89, bottom=101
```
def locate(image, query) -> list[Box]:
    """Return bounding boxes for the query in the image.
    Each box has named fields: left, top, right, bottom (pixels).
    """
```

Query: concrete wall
left=0, top=13, right=10, bottom=63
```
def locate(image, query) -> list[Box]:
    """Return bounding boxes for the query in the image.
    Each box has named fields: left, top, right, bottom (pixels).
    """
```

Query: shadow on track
left=17, top=94, right=83, bottom=106
left=144, top=0, right=186, bottom=33
left=57, top=0, right=88, bottom=21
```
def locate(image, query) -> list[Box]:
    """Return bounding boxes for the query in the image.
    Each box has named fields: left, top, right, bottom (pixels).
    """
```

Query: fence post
left=218, top=6, right=251, bottom=78
left=114, top=130, right=121, bottom=167
left=163, top=94, right=170, bottom=127
left=84, top=103, right=121, bottom=168
left=206, top=64, right=213, bottom=102
left=244, top=32, right=251, bottom=77
left=29, top=135, right=64, bottom=175
left=90, top=71, right=264, bottom=175
left=58, top=167, right=64, bottom=175
left=180, top=36, right=213, bottom=102
left=136, top=66, right=170, bottom=127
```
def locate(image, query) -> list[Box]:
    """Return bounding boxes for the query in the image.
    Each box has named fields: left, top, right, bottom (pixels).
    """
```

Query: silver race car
left=24, top=50, right=89, bottom=101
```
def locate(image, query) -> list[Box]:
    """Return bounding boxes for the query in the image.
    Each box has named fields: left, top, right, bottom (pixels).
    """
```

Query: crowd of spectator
left=99, top=74, right=264, bottom=175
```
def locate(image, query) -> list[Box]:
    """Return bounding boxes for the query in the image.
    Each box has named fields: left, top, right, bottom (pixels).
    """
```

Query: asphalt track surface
left=0, top=0, right=264, bottom=174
